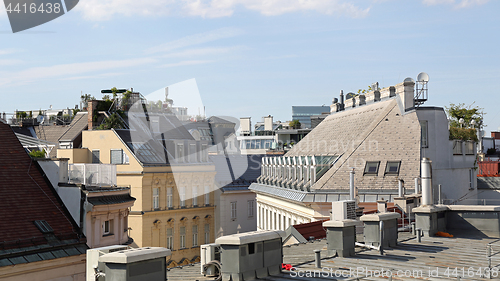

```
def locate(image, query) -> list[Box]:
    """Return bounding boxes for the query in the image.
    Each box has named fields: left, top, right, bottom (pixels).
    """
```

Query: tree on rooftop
left=446, top=102, right=484, bottom=142
left=289, top=119, right=301, bottom=129
left=446, top=102, right=484, bottom=129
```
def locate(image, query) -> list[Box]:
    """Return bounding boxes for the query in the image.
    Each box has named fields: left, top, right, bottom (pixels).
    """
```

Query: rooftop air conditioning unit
left=86, top=245, right=129, bottom=281
left=200, top=243, right=220, bottom=276
left=98, top=247, right=171, bottom=281
left=331, top=200, right=356, bottom=221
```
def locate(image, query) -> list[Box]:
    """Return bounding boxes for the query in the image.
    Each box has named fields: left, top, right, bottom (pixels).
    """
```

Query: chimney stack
left=421, top=158, right=433, bottom=206
left=340, top=90, right=345, bottom=111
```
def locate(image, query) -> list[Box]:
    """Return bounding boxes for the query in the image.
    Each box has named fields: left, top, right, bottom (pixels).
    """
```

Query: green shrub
left=29, top=149, right=46, bottom=158
left=449, top=127, right=478, bottom=142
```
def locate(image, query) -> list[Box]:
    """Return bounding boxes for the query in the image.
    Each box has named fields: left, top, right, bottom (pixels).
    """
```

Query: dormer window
left=364, top=161, right=380, bottom=175
left=385, top=161, right=401, bottom=175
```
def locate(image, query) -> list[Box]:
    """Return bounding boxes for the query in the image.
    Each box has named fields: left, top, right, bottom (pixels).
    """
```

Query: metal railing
left=487, top=239, right=500, bottom=278
left=68, top=164, right=117, bottom=187
left=442, top=199, right=500, bottom=206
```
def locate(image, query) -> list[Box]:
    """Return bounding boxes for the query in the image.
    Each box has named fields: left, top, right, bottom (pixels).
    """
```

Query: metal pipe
left=398, top=179, right=404, bottom=198
left=421, top=158, right=433, bottom=206
left=415, top=177, right=419, bottom=194
left=379, top=221, right=384, bottom=255
left=340, top=90, right=345, bottom=110
left=355, top=242, right=379, bottom=251
left=314, top=250, right=321, bottom=268
left=417, top=228, right=422, bottom=242
left=438, top=184, right=442, bottom=205
left=349, top=168, right=355, bottom=202
left=411, top=222, right=416, bottom=235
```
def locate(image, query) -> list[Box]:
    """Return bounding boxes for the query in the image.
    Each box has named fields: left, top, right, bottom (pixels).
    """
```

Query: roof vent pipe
left=398, top=179, right=405, bottom=198
left=340, top=90, right=345, bottom=111
left=349, top=168, right=355, bottom=202
left=415, top=177, right=420, bottom=194
left=421, top=158, right=433, bottom=206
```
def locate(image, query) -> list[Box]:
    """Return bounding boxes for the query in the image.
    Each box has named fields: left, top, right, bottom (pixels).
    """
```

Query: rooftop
left=0, top=121, right=87, bottom=266
left=167, top=232, right=496, bottom=280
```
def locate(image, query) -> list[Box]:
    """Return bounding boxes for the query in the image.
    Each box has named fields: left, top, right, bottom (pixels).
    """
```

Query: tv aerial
left=415, top=72, right=429, bottom=107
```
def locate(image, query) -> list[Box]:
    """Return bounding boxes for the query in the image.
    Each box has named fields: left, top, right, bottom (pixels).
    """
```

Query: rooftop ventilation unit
left=331, top=200, right=356, bottom=221
left=214, top=230, right=285, bottom=281
left=86, top=245, right=129, bottom=281
left=97, top=247, right=171, bottom=281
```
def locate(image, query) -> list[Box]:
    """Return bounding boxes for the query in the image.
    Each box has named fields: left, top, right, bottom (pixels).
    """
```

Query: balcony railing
left=68, top=164, right=117, bottom=187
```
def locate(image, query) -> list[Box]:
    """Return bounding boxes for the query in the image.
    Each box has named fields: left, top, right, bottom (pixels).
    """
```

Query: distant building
left=252, top=79, right=478, bottom=231
left=292, top=105, right=330, bottom=129
left=58, top=110, right=216, bottom=267
left=36, top=158, right=136, bottom=248
left=0, top=121, right=87, bottom=280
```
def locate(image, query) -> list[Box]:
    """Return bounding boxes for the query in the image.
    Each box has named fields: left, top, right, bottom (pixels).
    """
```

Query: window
left=469, top=169, right=475, bottom=189
left=188, top=144, right=197, bottom=162
left=453, top=140, right=463, bottom=155
left=153, top=188, right=159, bottom=210
left=92, top=150, right=100, bottom=164
left=247, top=200, right=254, bottom=218
left=231, top=202, right=237, bottom=220
left=204, top=224, right=210, bottom=244
left=364, top=161, right=380, bottom=175
left=167, top=187, right=173, bottom=208
left=176, top=143, right=184, bottom=163
left=180, top=187, right=186, bottom=208
left=110, top=149, right=129, bottom=164
left=103, top=219, right=114, bottom=236
left=180, top=226, right=186, bottom=249
left=420, top=121, right=428, bottom=148
left=192, top=187, right=198, bottom=206
left=465, top=141, right=475, bottom=155
left=192, top=225, right=198, bottom=247
left=167, top=228, right=174, bottom=250
left=385, top=161, right=401, bottom=175
left=201, top=144, right=208, bottom=162
left=204, top=186, right=210, bottom=206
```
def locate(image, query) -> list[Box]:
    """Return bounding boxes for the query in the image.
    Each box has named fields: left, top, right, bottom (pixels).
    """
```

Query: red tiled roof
left=293, top=220, right=327, bottom=240
left=0, top=122, right=80, bottom=246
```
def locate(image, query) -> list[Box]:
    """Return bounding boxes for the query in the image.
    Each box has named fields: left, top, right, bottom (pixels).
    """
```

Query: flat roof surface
left=168, top=232, right=498, bottom=280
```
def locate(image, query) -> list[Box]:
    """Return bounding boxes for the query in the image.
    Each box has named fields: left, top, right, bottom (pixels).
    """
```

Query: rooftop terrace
left=168, top=231, right=498, bottom=280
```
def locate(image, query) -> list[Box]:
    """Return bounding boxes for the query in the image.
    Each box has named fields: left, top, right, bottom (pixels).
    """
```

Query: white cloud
left=422, top=0, right=489, bottom=8
left=0, top=49, right=18, bottom=55
left=0, top=57, right=155, bottom=86
left=145, top=27, right=243, bottom=54
left=0, top=59, right=23, bottom=66
left=75, top=0, right=370, bottom=21
left=158, top=60, right=214, bottom=68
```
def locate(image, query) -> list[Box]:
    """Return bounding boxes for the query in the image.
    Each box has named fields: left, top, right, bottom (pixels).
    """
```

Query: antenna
left=36, top=115, right=45, bottom=125
left=415, top=72, right=429, bottom=107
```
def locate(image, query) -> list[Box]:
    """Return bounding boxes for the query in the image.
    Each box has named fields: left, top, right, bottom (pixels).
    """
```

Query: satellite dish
left=37, top=115, right=44, bottom=124
left=404, top=77, right=415, bottom=83
left=417, top=72, right=429, bottom=83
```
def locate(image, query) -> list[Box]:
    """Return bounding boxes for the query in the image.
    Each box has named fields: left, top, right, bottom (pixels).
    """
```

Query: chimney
left=396, top=80, right=415, bottom=112
left=240, top=117, right=251, bottom=136
left=349, top=168, right=355, bottom=203
left=340, top=90, right=345, bottom=111
left=264, top=115, right=273, bottom=131
left=377, top=199, right=387, bottom=213
left=358, top=94, right=366, bottom=106
left=398, top=179, right=405, bottom=197
left=59, top=159, right=69, bottom=184
left=421, top=158, right=433, bottom=206
left=87, top=100, right=98, bottom=130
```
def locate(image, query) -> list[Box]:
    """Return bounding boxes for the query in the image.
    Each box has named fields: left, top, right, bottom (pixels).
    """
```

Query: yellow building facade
left=59, top=129, right=216, bottom=264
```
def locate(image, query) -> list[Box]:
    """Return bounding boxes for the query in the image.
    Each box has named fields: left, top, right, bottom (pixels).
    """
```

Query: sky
left=0, top=0, right=499, bottom=133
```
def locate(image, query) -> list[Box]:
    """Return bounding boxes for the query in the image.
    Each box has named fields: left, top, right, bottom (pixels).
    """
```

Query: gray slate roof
left=59, top=112, right=88, bottom=142
left=477, top=177, right=500, bottom=189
